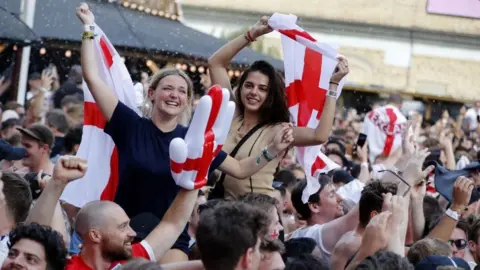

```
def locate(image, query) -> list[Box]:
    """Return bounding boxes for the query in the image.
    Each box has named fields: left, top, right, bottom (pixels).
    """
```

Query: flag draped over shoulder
left=363, top=105, right=407, bottom=163
left=60, top=25, right=140, bottom=208
left=268, top=14, right=345, bottom=203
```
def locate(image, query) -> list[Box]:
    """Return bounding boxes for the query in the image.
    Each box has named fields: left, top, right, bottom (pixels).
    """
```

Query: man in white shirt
left=465, top=102, right=480, bottom=132
left=290, top=175, right=359, bottom=264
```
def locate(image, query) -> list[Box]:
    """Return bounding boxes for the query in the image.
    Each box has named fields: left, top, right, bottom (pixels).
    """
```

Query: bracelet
left=244, top=33, right=252, bottom=43
left=262, top=147, right=276, bottom=162
left=82, top=31, right=95, bottom=40
left=327, top=89, right=337, bottom=98
left=247, top=30, right=256, bottom=42
left=84, top=24, right=95, bottom=32
left=329, top=81, right=339, bottom=85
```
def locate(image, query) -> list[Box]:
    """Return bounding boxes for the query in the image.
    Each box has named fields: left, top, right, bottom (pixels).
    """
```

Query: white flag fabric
left=60, top=24, right=140, bottom=207
left=269, top=14, right=344, bottom=203
left=363, top=105, right=407, bottom=163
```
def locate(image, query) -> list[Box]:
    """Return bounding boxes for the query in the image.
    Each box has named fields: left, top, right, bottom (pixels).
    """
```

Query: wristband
left=361, top=162, right=369, bottom=168
left=82, top=31, right=95, bottom=40
left=445, top=208, right=460, bottom=221
left=84, top=24, right=95, bottom=32
left=327, top=89, right=337, bottom=98
left=262, top=147, right=276, bottom=162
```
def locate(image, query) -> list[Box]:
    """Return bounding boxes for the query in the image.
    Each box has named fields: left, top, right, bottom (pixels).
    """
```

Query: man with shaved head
left=26, top=156, right=201, bottom=269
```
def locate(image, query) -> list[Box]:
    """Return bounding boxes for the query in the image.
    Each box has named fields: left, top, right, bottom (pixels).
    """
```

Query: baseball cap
left=17, top=124, right=54, bottom=149
left=0, top=139, right=27, bottom=161
left=414, top=255, right=469, bottom=270
left=28, top=72, right=41, bottom=80
left=1, top=110, right=19, bottom=123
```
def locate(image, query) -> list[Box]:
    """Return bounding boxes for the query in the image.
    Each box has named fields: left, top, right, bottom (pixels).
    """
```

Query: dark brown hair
left=2, top=172, right=32, bottom=223
left=235, top=61, right=290, bottom=125
left=196, top=201, right=270, bottom=270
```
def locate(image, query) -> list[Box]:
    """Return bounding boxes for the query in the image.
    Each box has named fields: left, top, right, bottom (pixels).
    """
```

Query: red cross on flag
left=269, top=14, right=345, bottom=203
left=60, top=24, right=140, bottom=208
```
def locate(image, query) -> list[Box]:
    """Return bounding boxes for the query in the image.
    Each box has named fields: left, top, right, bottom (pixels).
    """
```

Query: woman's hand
left=249, top=16, right=272, bottom=40
left=269, top=123, right=294, bottom=156
left=76, top=3, right=95, bottom=25
left=330, top=56, right=349, bottom=84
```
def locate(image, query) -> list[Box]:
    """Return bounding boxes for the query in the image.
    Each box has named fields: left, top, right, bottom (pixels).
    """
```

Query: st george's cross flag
left=60, top=24, right=141, bottom=207
left=363, top=105, right=407, bottom=162
left=269, top=13, right=345, bottom=203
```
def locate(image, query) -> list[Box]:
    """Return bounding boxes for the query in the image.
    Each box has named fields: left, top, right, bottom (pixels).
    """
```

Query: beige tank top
left=221, top=117, right=281, bottom=200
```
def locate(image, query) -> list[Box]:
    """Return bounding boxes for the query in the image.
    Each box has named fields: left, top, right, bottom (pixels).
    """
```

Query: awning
left=4, top=0, right=283, bottom=68
left=0, top=6, right=41, bottom=44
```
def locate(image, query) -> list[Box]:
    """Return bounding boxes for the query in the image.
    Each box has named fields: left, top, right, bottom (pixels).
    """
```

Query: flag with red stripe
left=269, top=14, right=343, bottom=203
left=60, top=25, right=140, bottom=207
left=363, top=105, right=407, bottom=162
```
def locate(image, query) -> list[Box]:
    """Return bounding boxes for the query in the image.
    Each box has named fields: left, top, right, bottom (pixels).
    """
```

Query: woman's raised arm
left=208, top=16, right=272, bottom=104
left=77, top=3, right=118, bottom=120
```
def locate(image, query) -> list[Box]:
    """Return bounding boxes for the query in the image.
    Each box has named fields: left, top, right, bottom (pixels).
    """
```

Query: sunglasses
left=378, top=169, right=411, bottom=197
left=448, top=239, right=467, bottom=250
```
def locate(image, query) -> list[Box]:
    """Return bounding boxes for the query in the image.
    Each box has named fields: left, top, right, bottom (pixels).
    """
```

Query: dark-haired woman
left=208, top=16, right=349, bottom=199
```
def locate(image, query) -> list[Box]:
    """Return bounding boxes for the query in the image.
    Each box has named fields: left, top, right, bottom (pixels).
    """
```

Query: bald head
left=75, top=200, right=122, bottom=236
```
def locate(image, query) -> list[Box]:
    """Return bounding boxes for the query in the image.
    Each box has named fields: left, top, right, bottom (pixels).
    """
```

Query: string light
left=13, top=45, right=18, bottom=51
left=151, top=9, right=158, bottom=15
left=175, top=63, right=182, bottom=69
left=198, top=66, right=205, bottom=73
left=159, top=11, right=165, bottom=17
left=138, top=5, right=144, bottom=11
left=144, top=8, right=151, bottom=14
left=130, top=3, right=137, bottom=9
left=65, top=50, right=72, bottom=57
left=39, top=47, right=46, bottom=55
left=228, top=70, right=234, bottom=77
left=234, top=70, right=241, bottom=77
left=189, top=65, right=196, bottom=72
left=165, top=13, right=171, bottom=18
left=181, top=64, right=188, bottom=71
left=146, top=59, right=154, bottom=67
left=122, top=1, right=130, bottom=7
left=171, top=14, right=177, bottom=20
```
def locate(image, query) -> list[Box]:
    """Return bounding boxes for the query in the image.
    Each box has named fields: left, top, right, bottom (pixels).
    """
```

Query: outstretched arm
left=144, top=189, right=199, bottom=261
left=292, top=57, right=349, bottom=146
left=77, top=3, right=118, bottom=120
left=208, top=16, right=272, bottom=106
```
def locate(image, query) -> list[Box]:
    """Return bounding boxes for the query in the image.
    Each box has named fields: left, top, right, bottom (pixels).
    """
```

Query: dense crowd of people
left=0, top=2, right=480, bottom=270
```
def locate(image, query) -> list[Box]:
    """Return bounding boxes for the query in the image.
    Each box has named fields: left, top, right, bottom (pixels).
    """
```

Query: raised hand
left=249, top=16, right=273, bottom=39
left=451, top=176, right=474, bottom=212
left=360, top=211, right=392, bottom=255
left=52, top=156, right=88, bottom=184
left=402, top=122, right=415, bottom=158
left=40, top=69, right=54, bottom=91
left=402, top=148, right=434, bottom=186
left=76, top=3, right=95, bottom=25
left=330, top=56, right=349, bottom=84
left=170, top=85, right=235, bottom=190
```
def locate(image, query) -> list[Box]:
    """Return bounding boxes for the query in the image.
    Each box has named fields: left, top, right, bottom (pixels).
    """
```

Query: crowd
left=0, top=2, right=480, bottom=270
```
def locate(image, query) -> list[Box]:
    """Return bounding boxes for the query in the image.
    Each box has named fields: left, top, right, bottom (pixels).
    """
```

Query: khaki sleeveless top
left=221, top=117, right=281, bottom=200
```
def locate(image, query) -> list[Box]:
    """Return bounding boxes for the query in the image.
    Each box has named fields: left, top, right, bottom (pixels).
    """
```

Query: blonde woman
left=76, top=3, right=293, bottom=262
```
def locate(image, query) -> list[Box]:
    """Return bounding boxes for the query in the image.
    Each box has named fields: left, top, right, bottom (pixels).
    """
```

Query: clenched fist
left=76, top=3, right=95, bottom=25
left=52, top=156, right=88, bottom=184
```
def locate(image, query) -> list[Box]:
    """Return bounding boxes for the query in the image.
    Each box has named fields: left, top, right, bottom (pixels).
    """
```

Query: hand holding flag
left=268, top=13, right=347, bottom=203
left=170, top=85, right=235, bottom=190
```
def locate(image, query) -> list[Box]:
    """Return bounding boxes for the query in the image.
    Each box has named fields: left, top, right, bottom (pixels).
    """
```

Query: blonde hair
left=143, top=68, right=194, bottom=125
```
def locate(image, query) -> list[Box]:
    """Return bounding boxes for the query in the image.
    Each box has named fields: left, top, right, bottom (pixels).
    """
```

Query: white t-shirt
left=290, top=224, right=331, bottom=263
left=0, top=235, right=10, bottom=266
left=465, top=108, right=480, bottom=131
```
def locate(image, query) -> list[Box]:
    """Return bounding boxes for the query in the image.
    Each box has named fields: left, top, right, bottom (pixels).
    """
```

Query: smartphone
left=357, top=133, right=367, bottom=148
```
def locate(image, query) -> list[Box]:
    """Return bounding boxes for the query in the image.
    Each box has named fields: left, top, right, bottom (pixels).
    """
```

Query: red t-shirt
left=65, top=240, right=155, bottom=270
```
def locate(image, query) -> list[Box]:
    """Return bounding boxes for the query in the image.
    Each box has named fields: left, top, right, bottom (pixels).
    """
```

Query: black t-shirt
left=104, top=102, right=227, bottom=253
